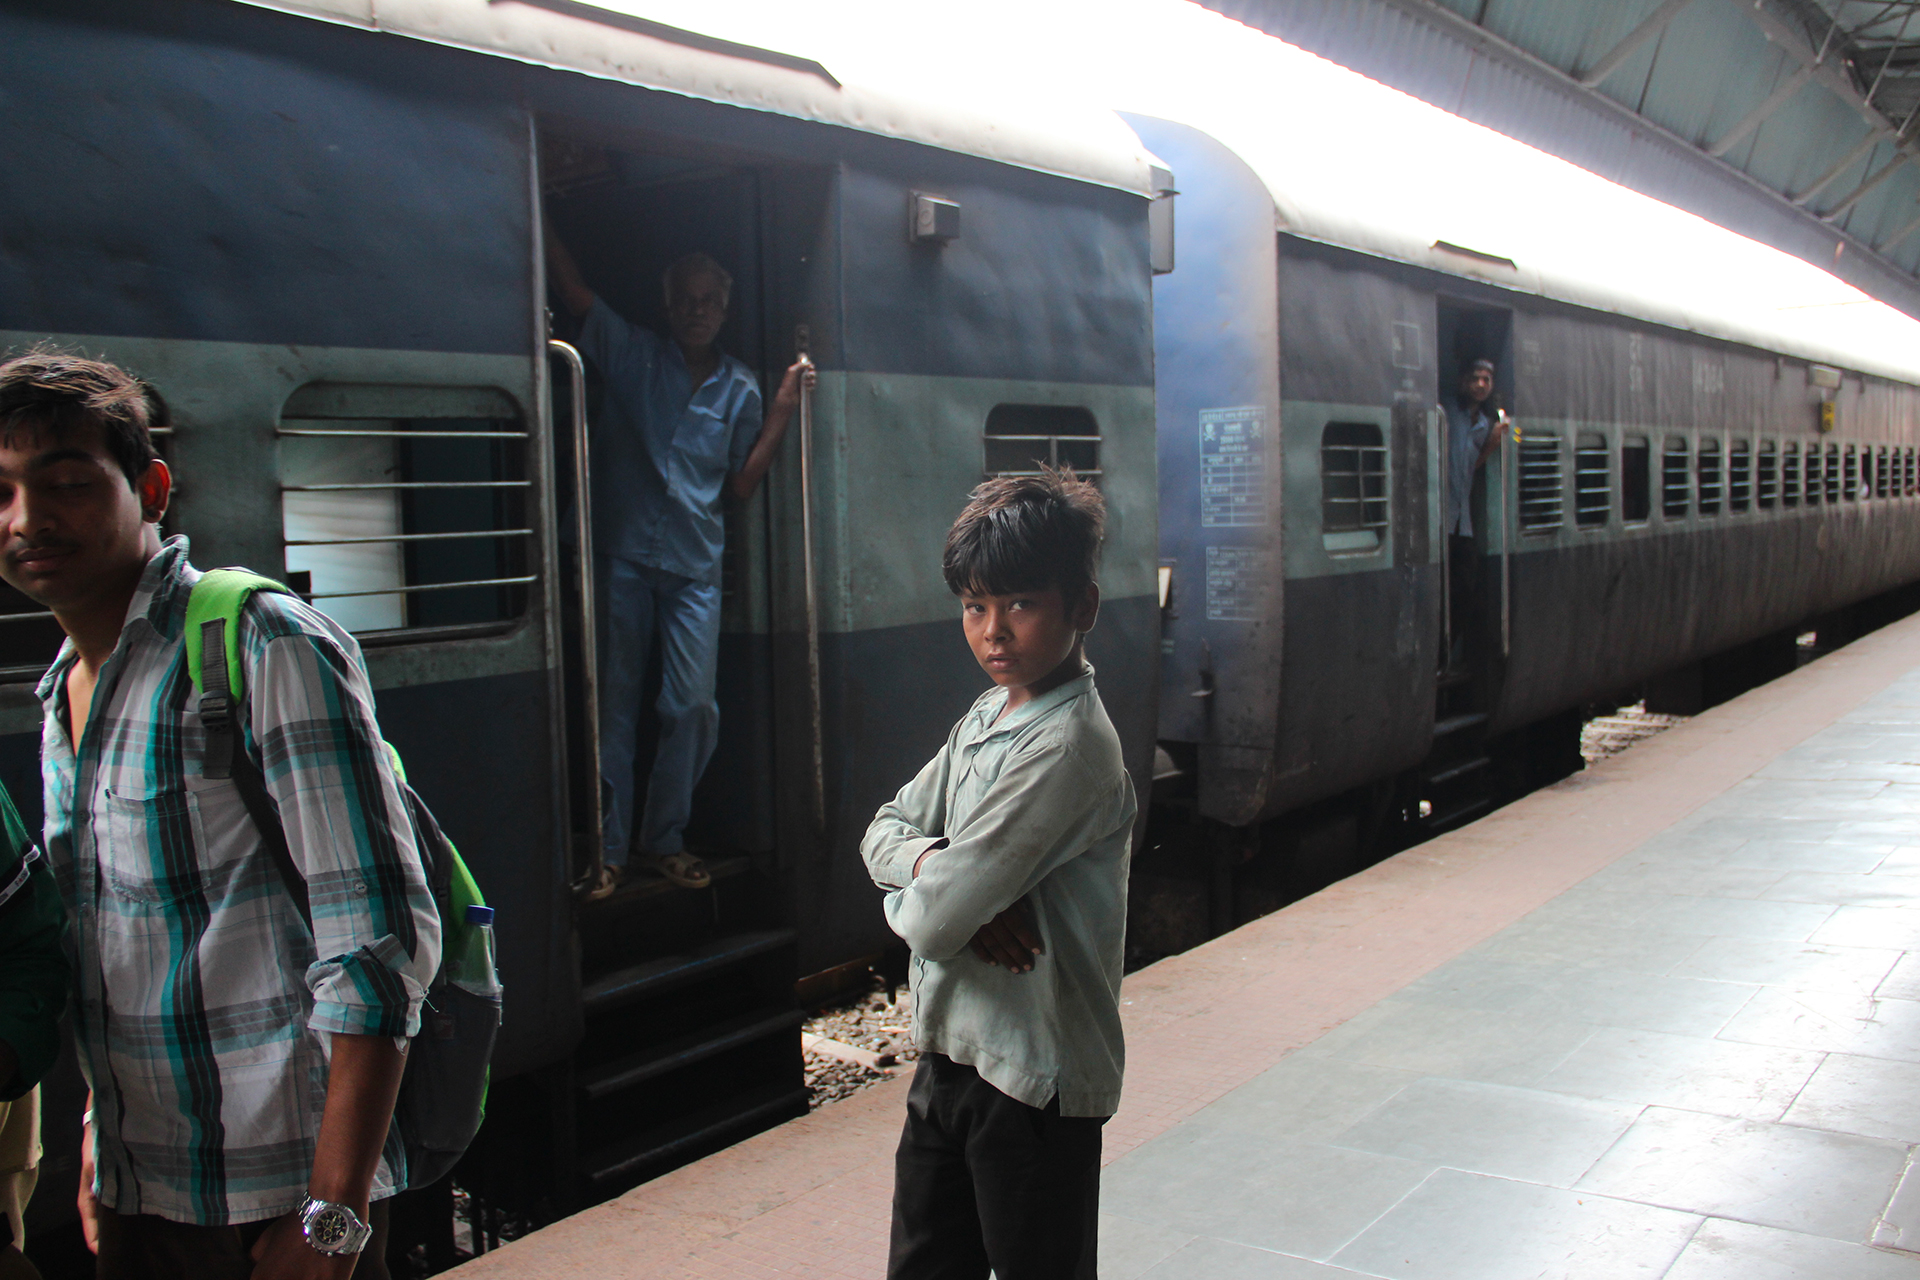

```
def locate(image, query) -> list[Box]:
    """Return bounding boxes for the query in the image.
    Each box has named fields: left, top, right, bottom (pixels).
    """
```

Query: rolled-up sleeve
left=248, top=617, right=441, bottom=1040
left=880, top=732, right=1116, bottom=962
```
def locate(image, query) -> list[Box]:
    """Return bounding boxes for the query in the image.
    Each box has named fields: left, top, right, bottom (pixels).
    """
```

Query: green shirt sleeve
left=0, top=782, right=68, bottom=1100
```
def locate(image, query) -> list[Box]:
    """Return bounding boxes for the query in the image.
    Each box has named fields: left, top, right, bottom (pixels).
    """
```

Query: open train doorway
left=524, top=124, right=811, bottom=1207
left=1434, top=301, right=1513, bottom=677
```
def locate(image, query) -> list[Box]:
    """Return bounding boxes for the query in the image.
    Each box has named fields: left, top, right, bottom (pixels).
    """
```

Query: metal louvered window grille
left=1696, top=438, right=1723, bottom=516
left=1844, top=445, right=1858, bottom=501
left=1827, top=444, right=1842, bottom=502
left=1573, top=433, right=1608, bottom=527
left=1783, top=443, right=1801, bottom=507
left=1518, top=430, right=1564, bottom=533
left=1729, top=440, right=1751, bottom=512
left=278, top=384, right=533, bottom=637
left=1877, top=446, right=1891, bottom=499
left=1320, top=421, right=1388, bottom=553
left=1757, top=441, right=1777, bottom=509
left=984, top=404, right=1101, bottom=482
left=1909, top=447, right=1917, bottom=495
left=1806, top=444, right=1823, bottom=506
left=1662, top=437, right=1690, bottom=518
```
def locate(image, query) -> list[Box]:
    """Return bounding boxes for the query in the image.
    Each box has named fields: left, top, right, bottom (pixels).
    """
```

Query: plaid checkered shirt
left=40, top=538, right=441, bottom=1225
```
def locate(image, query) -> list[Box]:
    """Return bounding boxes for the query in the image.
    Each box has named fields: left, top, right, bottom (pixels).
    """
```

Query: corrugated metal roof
left=230, top=0, right=1161, bottom=195
left=1203, top=0, right=1920, bottom=322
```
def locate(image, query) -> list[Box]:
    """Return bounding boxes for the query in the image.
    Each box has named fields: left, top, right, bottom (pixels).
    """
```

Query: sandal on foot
left=585, top=863, right=624, bottom=902
left=648, top=852, right=711, bottom=890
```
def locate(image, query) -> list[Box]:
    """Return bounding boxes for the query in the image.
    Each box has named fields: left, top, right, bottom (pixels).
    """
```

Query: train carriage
left=1132, top=113, right=1920, bottom=938
left=0, top=0, right=1165, bottom=1233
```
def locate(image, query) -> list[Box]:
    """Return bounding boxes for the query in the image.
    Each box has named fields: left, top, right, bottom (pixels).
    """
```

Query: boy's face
left=960, top=583, right=1098, bottom=695
left=0, top=419, right=169, bottom=613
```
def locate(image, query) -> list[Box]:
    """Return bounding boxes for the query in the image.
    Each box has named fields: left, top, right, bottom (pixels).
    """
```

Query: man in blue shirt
left=547, top=229, right=810, bottom=898
left=1443, top=358, right=1506, bottom=669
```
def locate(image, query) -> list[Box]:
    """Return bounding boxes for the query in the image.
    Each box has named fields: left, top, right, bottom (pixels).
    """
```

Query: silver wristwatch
left=298, top=1196, right=372, bottom=1256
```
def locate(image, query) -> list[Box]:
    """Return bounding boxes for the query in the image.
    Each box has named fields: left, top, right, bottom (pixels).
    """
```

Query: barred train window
left=1805, top=443, right=1822, bottom=506
left=1844, top=444, right=1858, bottom=501
left=1621, top=436, right=1650, bottom=522
left=1878, top=446, right=1891, bottom=499
left=279, top=384, right=532, bottom=636
left=1662, top=437, right=1690, bottom=518
left=1518, top=430, right=1564, bottom=534
left=1827, top=443, right=1842, bottom=502
left=984, top=405, right=1100, bottom=481
left=1909, top=446, right=1917, bottom=495
left=1573, top=432, right=1608, bottom=528
left=1320, top=422, right=1388, bottom=553
left=1729, top=440, right=1751, bottom=512
left=1783, top=442, right=1800, bottom=507
left=1696, top=438, right=1722, bottom=516
left=1757, top=441, right=1777, bottom=509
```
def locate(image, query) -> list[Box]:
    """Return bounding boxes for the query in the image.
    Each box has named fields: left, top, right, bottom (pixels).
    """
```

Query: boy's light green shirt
left=862, top=666, right=1135, bottom=1117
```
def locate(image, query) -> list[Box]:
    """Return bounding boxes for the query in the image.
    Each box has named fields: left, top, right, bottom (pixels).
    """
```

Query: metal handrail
left=282, top=480, right=531, bottom=492
left=797, top=348, right=825, bottom=833
left=286, top=528, right=533, bottom=547
left=549, top=338, right=603, bottom=890
left=1500, top=412, right=1513, bottom=656
left=278, top=428, right=530, bottom=440
left=0, top=611, right=54, bottom=625
left=309, top=575, right=537, bottom=600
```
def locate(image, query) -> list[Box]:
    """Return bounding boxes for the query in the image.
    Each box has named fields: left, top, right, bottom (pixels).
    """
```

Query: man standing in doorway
left=546, top=228, right=812, bottom=899
left=1443, top=358, right=1506, bottom=669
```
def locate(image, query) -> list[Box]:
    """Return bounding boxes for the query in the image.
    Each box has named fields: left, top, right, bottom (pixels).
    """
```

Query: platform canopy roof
left=1201, top=0, right=1920, bottom=322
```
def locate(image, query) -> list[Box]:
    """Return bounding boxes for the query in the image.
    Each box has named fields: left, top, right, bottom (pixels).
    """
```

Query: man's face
left=667, top=269, right=729, bottom=350
left=0, top=419, right=168, bottom=612
left=1462, top=367, right=1495, bottom=404
left=960, top=583, right=1094, bottom=693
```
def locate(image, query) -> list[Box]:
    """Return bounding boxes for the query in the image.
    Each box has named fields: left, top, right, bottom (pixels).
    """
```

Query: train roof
left=1168, top=123, right=1920, bottom=388
left=232, top=0, right=1162, bottom=198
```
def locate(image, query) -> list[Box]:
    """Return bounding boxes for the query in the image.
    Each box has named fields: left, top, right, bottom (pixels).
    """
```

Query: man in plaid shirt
left=0, top=351, right=441, bottom=1279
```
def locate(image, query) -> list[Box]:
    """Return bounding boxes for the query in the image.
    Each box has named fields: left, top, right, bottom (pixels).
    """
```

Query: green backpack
left=186, top=568, right=501, bottom=1190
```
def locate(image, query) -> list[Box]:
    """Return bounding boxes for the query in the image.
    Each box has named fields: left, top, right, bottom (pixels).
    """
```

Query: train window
left=1909, top=446, right=1917, bottom=495
left=1320, top=421, right=1388, bottom=552
left=1517, top=431, right=1564, bottom=534
left=984, top=405, right=1101, bottom=480
left=1757, top=441, right=1777, bottom=509
left=279, top=384, right=533, bottom=637
left=1662, top=437, right=1690, bottom=518
left=1621, top=436, right=1650, bottom=522
left=1827, top=443, right=1842, bottom=502
left=1574, top=432, right=1608, bottom=528
left=1728, top=440, right=1751, bottom=512
left=1783, top=442, right=1800, bottom=507
left=1843, top=444, right=1858, bottom=501
left=1696, top=438, right=1722, bottom=516
left=1877, top=446, right=1891, bottom=498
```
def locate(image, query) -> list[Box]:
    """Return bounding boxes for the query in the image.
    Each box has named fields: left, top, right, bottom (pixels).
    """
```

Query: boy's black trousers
left=888, top=1053, right=1105, bottom=1280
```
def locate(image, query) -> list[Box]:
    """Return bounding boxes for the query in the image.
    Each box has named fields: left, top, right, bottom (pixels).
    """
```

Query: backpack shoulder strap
left=186, top=570, right=309, bottom=926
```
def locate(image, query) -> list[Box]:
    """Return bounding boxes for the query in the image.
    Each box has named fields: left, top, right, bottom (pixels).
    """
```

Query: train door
left=514, top=124, right=811, bottom=1211
left=1421, top=300, right=1513, bottom=833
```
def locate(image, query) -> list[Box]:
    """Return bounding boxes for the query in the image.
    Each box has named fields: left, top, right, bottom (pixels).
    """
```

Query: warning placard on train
left=1200, top=407, right=1267, bottom=528
left=1205, top=546, right=1269, bottom=622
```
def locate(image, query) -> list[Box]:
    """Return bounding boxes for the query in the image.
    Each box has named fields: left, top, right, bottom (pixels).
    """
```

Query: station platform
left=464, top=611, right=1920, bottom=1280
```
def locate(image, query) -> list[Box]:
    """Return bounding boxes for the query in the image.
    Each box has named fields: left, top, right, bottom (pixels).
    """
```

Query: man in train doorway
left=1444, top=358, right=1506, bottom=670
left=546, top=227, right=812, bottom=899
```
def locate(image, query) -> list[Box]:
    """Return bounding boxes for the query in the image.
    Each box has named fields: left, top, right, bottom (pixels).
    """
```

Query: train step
left=580, top=1080, right=810, bottom=1187
left=1432, top=712, right=1489, bottom=739
left=578, top=1005, right=805, bottom=1101
left=1423, top=795, right=1492, bottom=832
left=582, top=929, right=797, bottom=1016
left=1424, top=756, right=1491, bottom=788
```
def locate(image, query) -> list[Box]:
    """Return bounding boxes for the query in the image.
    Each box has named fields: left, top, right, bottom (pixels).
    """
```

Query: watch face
left=309, top=1206, right=351, bottom=1251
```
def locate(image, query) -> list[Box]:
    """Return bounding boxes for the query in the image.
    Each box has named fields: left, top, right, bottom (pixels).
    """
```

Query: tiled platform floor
left=465, top=613, right=1920, bottom=1280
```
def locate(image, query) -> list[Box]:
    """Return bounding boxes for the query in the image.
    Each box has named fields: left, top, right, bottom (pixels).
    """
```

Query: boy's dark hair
left=942, top=467, right=1105, bottom=604
left=0, top=349, right=159, bottom=488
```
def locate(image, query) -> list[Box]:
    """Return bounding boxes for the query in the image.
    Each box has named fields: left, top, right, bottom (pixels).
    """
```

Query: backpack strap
left=187, top=570, right=310, bottom=926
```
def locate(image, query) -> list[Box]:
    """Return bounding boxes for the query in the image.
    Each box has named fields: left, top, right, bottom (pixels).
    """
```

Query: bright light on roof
left=593, top=0, right=1920, bottom=373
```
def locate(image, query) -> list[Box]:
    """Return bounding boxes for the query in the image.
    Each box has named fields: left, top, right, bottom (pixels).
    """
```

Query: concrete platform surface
left=464, top=612, right=1920, bottom=1279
